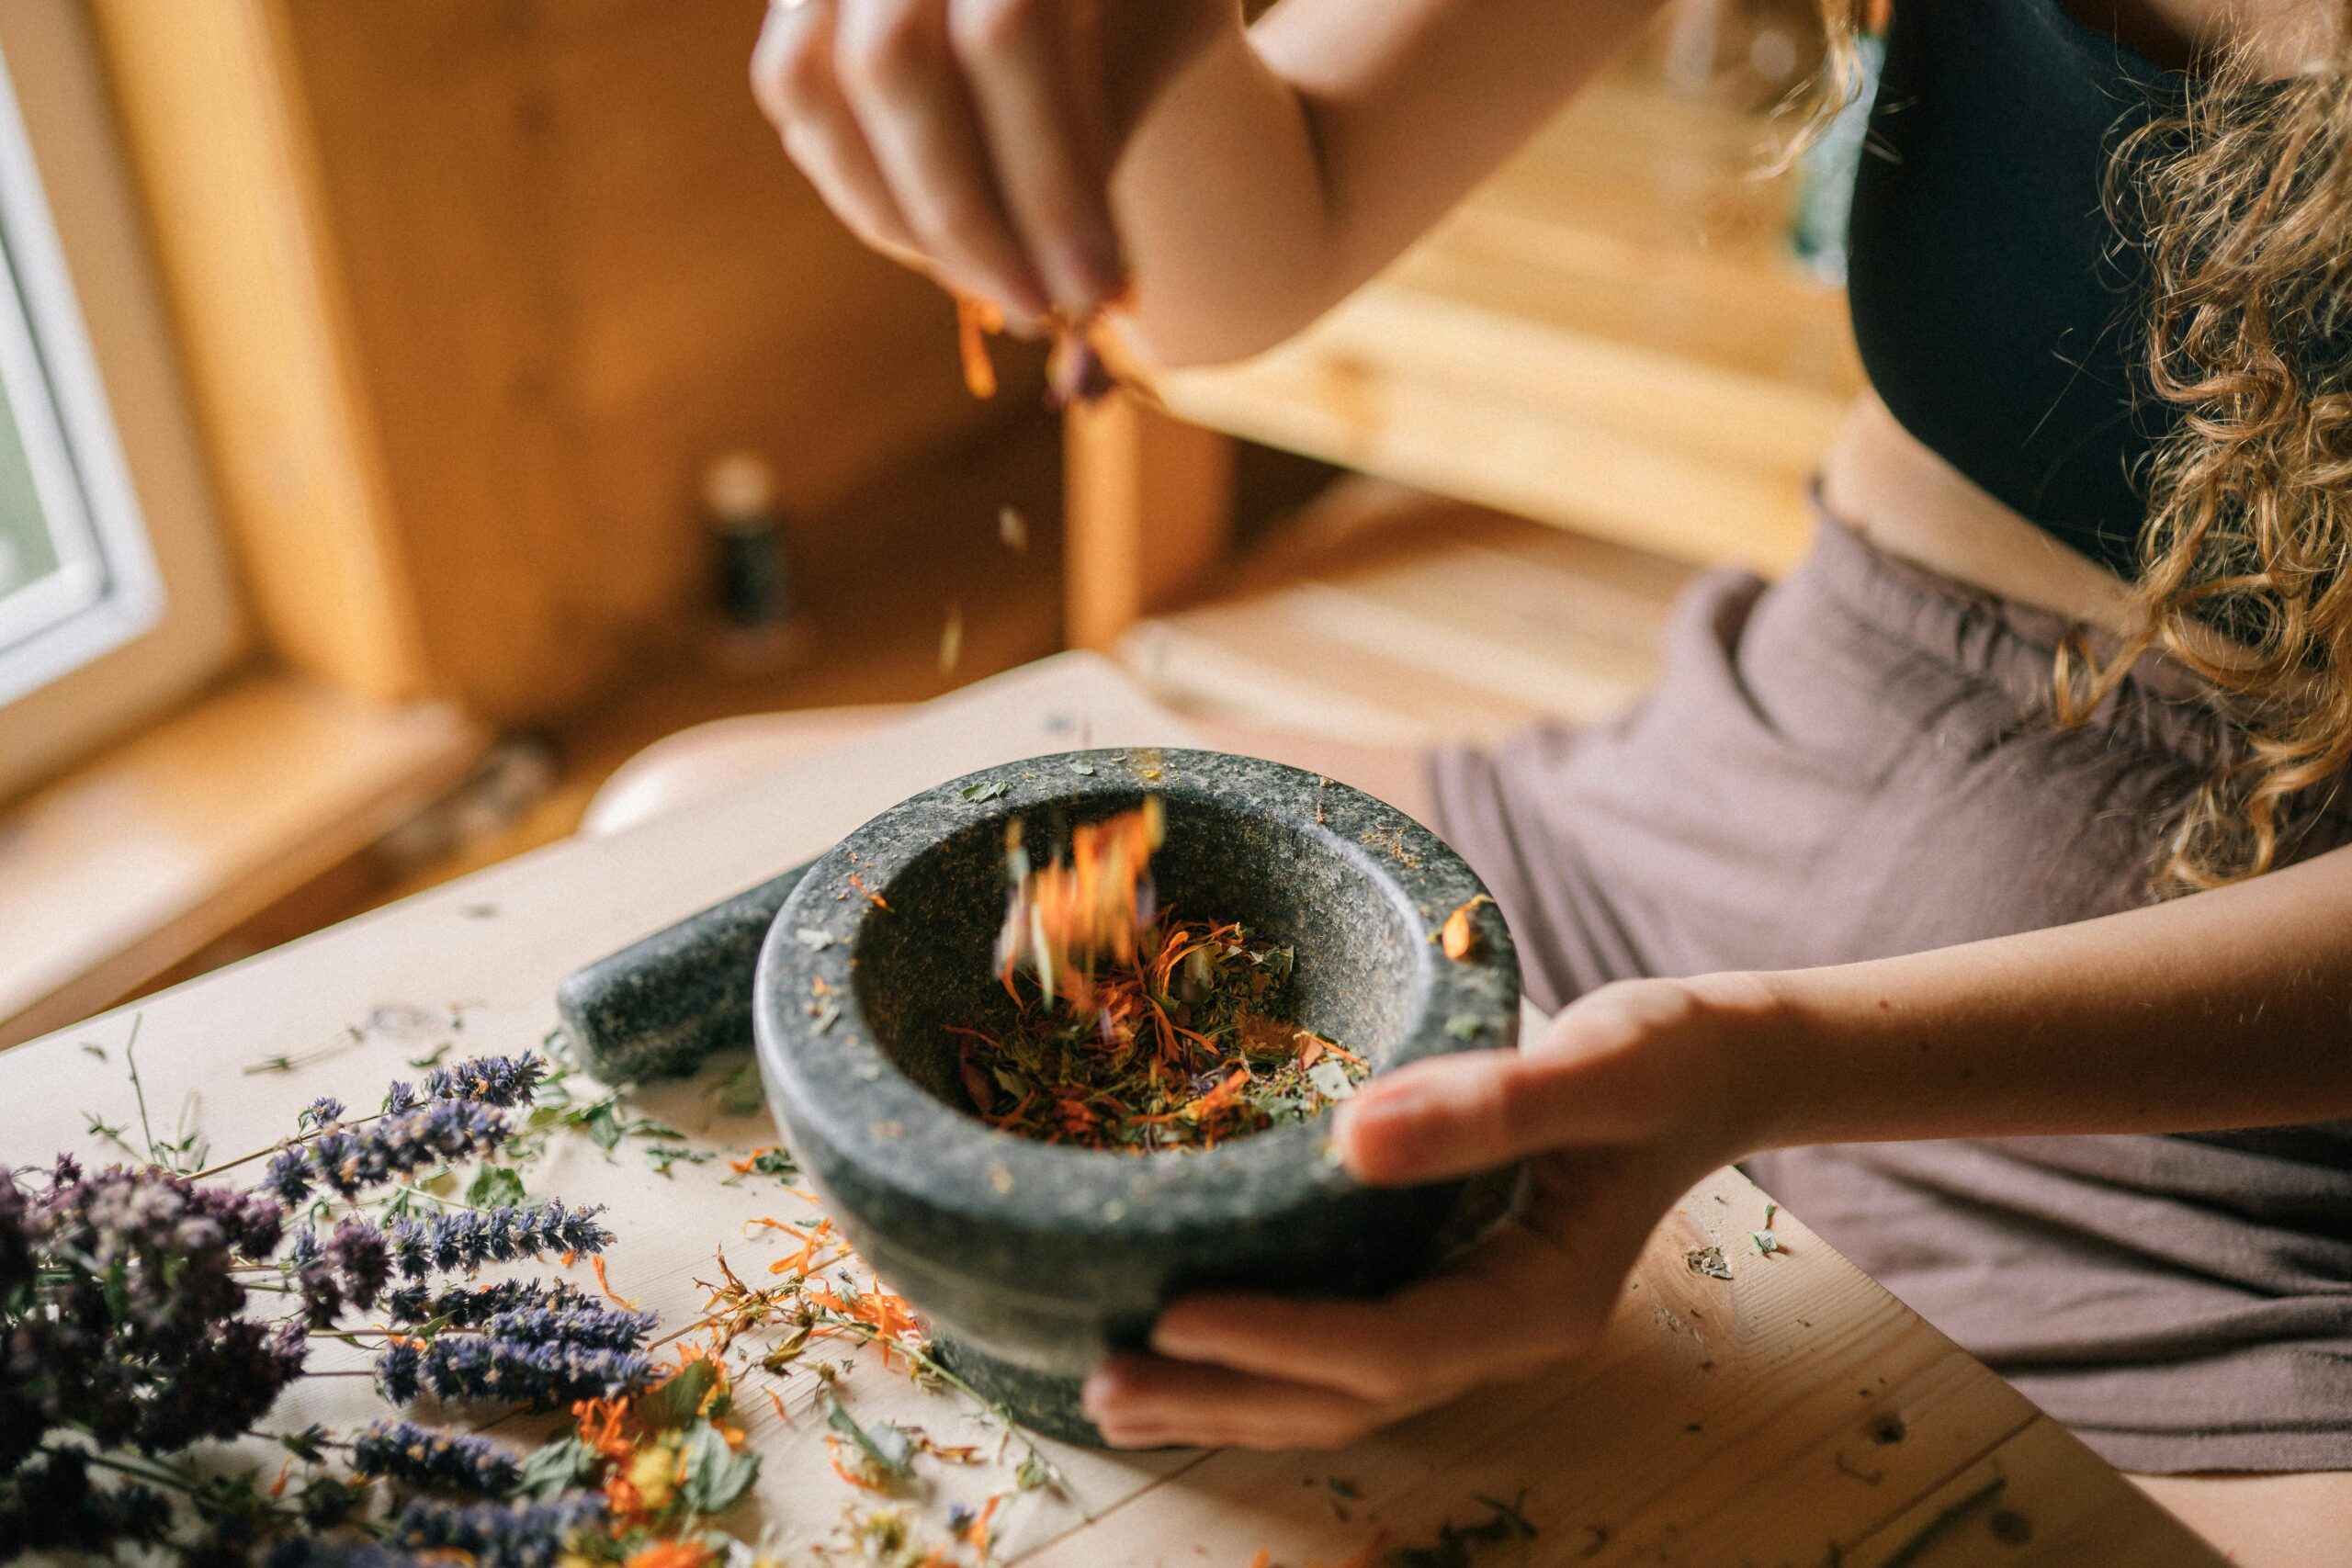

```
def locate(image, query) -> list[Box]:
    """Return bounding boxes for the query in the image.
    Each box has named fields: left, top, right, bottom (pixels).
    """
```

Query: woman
left=750, top=1, right=2352, bottom=1559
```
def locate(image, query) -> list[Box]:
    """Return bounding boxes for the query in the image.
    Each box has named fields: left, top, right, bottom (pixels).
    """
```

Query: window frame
left=0, top=0, right=242, bottom=803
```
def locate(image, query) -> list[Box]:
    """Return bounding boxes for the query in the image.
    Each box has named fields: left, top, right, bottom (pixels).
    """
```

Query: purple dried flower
left=306, top=1100, right=511, bottom=1199
left=329, top=1215, right=392, bottom=1310
left=484, top=1302, right=653, bottom=1352
left=187, top=1184, right=285, bottom=1258
left=376, top=1340, right=422, bottom=1404
left=384, top=1080, right=425, bottom=1115
left=295, top=1259, right=344, bottom=1330
left=300, top=1096, right=346, bottom=1131
left=264, top=1147, right=314, bottom=1207
left=424, top=1054, right=546, bottom=1109
left=0, top=1168, right=30, bottom=1301
left=126, top=1315, right=307, bottom=1453
left=392, top=1494, right=605, bottom=1568
left=268, top=1539, right=433, bottom=1568
left=387, top=1277, right=572, bottom=1326
left=351, top=1417, right=523, bottom=1497
left=401, top=1334, right=653, bottom=1409
left=17, top=1165, right=306, bottom=1453
left=0, top=1448, right=173, bottom=1554
left=387, top=1201, right=610, bottom=1280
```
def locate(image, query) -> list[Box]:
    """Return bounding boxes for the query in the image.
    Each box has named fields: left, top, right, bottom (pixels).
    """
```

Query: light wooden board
left=0, top=673, right=481, bottom=1046
left=1117, top=484, right=1695, bottom=748
left=1143, top=73, right=1862, bottom=585
left=0, top=655, right=2221, bottom=1566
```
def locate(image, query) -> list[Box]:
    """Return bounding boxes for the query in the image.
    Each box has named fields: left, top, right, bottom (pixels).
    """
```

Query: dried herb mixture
left=959, top=804, right=1369, bottom=1153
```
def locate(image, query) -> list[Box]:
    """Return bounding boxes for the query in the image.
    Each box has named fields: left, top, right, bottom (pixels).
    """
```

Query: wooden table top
left=3, top=653, right=2222, bottom=1567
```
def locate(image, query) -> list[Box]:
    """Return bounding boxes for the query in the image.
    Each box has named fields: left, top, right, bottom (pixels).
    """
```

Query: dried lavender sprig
left=12, top=1165, right=304, bottom=1458
left=198, top=1053, right=550, bottom=1185
left=264, top=1100, right=511, bottom=1205
left=375, top=1335, right=652, bottom=1410
left=482, top=1302, right=654, bottom=1352
left=328, top=1214, right=391, bottom=1310
left=349, top=1418, right=522, bottom=1498
left=0, top=1449, right=175, bottom=1556
left=390, top=1494, right=605, bottom=1568
left=266, top=1540, right=435, bottom=1568
left=424, top=1054, right=545, bottom=1109
left=385, top=1201, right=611, bottom=1280
left=383, top=1277, right=601, bottom=1327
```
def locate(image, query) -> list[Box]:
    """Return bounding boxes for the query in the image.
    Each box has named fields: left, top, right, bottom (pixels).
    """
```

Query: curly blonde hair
left=1807, top=1, right=2352, bottom=893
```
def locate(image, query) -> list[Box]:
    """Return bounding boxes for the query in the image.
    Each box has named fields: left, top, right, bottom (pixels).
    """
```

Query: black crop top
left=1845, top=0, right=2178, bottom=576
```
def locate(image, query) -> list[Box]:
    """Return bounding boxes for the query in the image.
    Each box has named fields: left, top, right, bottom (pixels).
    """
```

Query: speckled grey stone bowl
left=752, top=748, right=1519, bottom=1445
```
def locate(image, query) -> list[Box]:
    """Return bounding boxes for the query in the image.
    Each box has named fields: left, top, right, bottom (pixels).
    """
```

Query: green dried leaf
left=647, top=1144, right=714, bottom=1177
left=580, top=1098, right=627, bottom=1151
left=679, top=1419, right=760, bottom=1516
left=824, top=1392, right=915, bottom=1480
left=961, top=779, right=1010, bottom=802
left=639, top=1358, right=718, bottom=1429
left=1750, top=1230, right=1780, bottom=1256
left=1014, top=1450, right=1057, bottom=1492
left=710, top=1058, right=765, bottom=1117
left=1069, top=760, right=1096, bottom=776
left=1381, top=1490, right=1537, bottom=1567
left=749, top=1146, right=799, bottom=1179
left=466, top=1164, right=526, bottom=1209
left=761, top=1323, right=813, bottom=1371
left=277, top=1424, right=330, bottom=1463
left=510, top=1435, right=594, bottom=1500
left=1443, top=1014, right=1482, bottom=1041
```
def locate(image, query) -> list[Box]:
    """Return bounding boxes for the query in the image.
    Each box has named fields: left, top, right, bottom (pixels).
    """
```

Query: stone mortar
left=752, top=748, right=1520, bottom=1445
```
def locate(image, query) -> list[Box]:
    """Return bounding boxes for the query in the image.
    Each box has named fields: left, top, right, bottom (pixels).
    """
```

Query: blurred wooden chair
left=580, top=705, right=908, bottom=838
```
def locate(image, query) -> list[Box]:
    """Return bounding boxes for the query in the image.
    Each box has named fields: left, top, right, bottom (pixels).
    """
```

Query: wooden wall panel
left=89, top=0, right=430, bottom=703
left=257, top=0, right=1008, bottom=723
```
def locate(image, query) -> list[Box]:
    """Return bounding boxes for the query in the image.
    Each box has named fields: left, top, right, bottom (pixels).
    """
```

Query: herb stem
left=183, top=1106, right=400, bottom=1183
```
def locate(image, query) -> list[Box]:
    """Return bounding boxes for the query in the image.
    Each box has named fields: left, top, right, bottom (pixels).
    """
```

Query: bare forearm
left=1111, top=0, right=1666, bottom=367
left=1724, top=843, right=2352, bottom=1151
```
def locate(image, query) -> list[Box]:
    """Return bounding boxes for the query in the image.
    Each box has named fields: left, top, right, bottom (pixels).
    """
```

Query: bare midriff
left=1819, top=390, right=2143, bottom=636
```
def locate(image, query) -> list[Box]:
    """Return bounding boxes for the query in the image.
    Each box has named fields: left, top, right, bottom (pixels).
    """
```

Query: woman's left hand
left=1080, top=975, right=1774, bottom=1450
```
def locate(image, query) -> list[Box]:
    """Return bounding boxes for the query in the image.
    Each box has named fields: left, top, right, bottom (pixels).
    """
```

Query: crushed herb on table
left=957, top=803, right=1370, bottom=1152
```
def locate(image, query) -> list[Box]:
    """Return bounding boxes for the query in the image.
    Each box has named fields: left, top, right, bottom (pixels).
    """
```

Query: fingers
left=1143, top=1220, right=1611, bottom=1411
left=836, top=0, right=1052, bottom=328
left=950, top=0, right=1125, bottom=314
left=1337, top=979, right=1713, bottom=1186
left=751, top=1, right=923, bottom=264
left=1337, top=1049, right=1584, bottom=1186
left=1083, top=1354, right=1393, bottom=1450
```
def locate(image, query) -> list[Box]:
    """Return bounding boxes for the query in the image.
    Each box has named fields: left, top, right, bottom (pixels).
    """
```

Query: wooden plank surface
left=0, top=655, right=2220, bottom=1566
left=1147, top=76, right=1861, bottom=579
left=0, top=673, right=481, bottom=1046
left=1118, top=482, right=1695, bottom=747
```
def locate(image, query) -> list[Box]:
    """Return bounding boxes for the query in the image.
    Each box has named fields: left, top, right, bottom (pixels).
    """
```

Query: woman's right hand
left=749, top=0, right=1232, bottom=334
